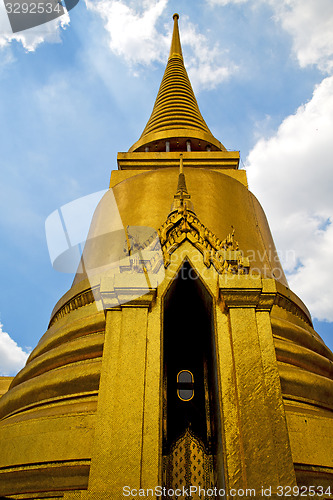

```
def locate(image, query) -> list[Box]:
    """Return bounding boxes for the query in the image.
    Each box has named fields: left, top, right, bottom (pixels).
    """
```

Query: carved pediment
left=121, top=166, right=250, bottom=276
left=158, top=204, right=249, bottom=275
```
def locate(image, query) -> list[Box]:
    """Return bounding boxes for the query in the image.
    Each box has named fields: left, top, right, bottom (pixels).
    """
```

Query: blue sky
left=0, top=0, right=333, bottom=375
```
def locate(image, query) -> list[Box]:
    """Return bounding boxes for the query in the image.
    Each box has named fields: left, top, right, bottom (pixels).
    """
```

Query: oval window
left=177, top=370, right=194, bottom=401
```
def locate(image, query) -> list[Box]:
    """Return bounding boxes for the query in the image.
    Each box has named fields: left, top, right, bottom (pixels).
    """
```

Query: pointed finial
left=169, top=13, right=183, bottom=60
left=180, top=153, right=184, bottom=175
left=170, top=155, right=195, bottom=214
left=177, top=154, right=187, bottom=193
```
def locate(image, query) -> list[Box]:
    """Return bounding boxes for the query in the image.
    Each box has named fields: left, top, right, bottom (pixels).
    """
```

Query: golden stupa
left=0, top=14, right=332, bottom=500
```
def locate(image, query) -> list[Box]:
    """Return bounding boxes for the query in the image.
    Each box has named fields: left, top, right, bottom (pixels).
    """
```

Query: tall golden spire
left=129, top=14, right=225, bottom=153
left=169, top=13, right=183, bottom=60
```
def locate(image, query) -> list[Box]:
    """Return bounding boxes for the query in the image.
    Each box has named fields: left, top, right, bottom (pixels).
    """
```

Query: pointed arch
left=162, top=260, right=225, bottom=493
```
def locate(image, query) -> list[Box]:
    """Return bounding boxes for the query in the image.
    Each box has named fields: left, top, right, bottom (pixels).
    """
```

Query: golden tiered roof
left=129, top=14, right=225, bottom=152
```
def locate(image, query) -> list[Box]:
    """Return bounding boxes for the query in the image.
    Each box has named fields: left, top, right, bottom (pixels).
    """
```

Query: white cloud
left=287, top=218, right=333, bottom=321
left=205, top=0, right=333, bottom=74
left=246, top=76, right=333, bottom=321
left=85, top=0, right=236, bottom=90
left=269, top=0, right=333, bottom=73
left=0, top=1, right=70, bottom=52
left=0, top=323, right=30, bottom=376
left=180, top=18, right=237, bottom=91
left=85, top=0, right=169, bottom=65
left=206, top=0, right=248, bottom=4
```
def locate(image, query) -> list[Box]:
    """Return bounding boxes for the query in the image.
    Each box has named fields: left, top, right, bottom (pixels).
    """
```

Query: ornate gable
left=158, top=204, right=249, bottom=275
left=157, top=164, right=250, bottom=275
left=122, top=165, right=250, bottom=277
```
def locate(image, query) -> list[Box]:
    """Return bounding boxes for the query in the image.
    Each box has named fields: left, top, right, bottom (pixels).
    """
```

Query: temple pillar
left=217, top=275, right=296, bottom=498
left=81, top=275, right=159, bottom=499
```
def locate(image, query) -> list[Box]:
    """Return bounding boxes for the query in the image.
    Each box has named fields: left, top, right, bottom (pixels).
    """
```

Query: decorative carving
left=220, top=288, right=262, bottom=310
left=158, top=203, right=250, bottom=275
left=120, top=226, right=164, bottom=276
left=116, top=169, right=250, bottom=277
left=163, top=428, right=215, bottom=499
left=49, top=289, right=96, bottom=327
left=274, top=293, right=312, bottom=326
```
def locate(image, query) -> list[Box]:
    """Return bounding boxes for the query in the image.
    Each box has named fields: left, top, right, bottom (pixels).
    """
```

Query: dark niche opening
left=163, top=261, right=218, bottom=454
